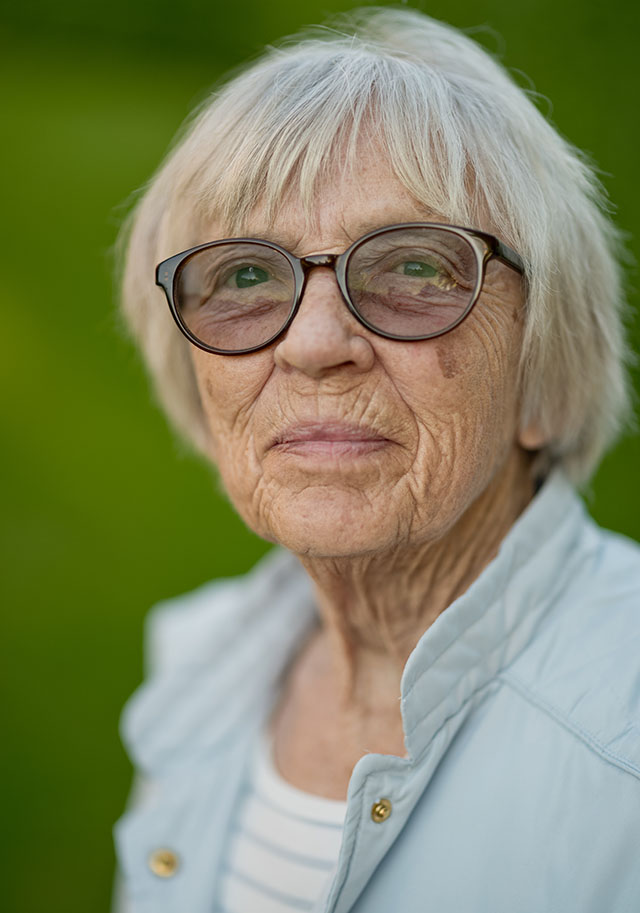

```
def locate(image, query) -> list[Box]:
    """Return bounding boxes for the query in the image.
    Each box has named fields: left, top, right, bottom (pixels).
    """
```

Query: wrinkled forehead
left=189, top=151, right=466, bottom=257
left=161, top=120, right=495, bottom=266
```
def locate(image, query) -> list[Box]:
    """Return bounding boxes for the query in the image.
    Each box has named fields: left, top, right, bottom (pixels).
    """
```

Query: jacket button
left=148, top=848, right=180, bottom=877
left=371, top=798, right=392, bottom=823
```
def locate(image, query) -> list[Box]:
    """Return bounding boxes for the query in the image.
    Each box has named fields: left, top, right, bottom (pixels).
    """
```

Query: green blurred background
left=1, top=1, right=638, bottom=910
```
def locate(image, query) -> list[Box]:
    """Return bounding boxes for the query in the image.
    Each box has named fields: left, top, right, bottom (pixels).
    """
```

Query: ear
left=518, top=421, right=548, bottom=451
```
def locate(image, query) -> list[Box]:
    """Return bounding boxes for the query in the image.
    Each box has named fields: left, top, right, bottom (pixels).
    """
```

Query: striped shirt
left=215, top=732, right=347, bottom=912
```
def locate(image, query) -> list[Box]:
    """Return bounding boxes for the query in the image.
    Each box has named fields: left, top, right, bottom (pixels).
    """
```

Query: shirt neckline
left=253, top=729, right=348, bottom=825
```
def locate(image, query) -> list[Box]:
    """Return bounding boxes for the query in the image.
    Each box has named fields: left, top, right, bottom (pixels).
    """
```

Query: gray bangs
left=178, top=54, right=521, bottom=243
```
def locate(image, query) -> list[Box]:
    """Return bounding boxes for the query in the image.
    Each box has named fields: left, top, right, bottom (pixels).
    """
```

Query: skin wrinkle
left=189, top=154, right=541, bottom=798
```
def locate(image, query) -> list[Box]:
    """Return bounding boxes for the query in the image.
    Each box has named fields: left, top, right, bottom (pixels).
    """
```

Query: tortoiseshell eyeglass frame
left=155, top=222, right=525, bottom=356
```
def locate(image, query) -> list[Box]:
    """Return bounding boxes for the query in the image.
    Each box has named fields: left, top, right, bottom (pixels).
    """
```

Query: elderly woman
left=114, top=8, right=640, bottom=913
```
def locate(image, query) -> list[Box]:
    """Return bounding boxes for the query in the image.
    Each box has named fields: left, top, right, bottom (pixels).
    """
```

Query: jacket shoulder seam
left=499, top=670, right=640, bottom=782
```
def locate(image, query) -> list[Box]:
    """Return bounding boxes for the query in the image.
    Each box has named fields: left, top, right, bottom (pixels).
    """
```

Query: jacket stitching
left=405, top=548, right=587, bottom=754
left=402, top=500, right=584, bottom=703
left=500, top=670, right=640, bottom=781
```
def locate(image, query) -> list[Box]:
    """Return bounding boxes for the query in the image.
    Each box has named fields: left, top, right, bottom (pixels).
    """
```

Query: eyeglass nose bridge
left=294, top=251, right=358, bottom=330
left=300, top=253, right=339, bottom=268
left=293, top=251, right=349, bottom=316
left=300, top=253, right=339, bottom=270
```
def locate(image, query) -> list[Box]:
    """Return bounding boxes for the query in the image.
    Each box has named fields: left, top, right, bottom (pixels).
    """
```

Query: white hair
left=119, top=6, right=633, bottom=483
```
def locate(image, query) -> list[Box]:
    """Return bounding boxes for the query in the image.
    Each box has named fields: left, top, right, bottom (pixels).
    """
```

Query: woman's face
left=190, top=156, right=535, bottom=558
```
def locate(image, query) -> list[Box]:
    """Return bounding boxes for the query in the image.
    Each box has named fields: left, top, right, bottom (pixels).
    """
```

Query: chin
left=248, top=486, right=403, bottom=560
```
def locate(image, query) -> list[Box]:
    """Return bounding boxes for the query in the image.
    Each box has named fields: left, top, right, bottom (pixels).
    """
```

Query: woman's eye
left=233, top=265, right=270, bottom=288
left=398, top=260, right=438, bottom=278
left=388, top=258, right=458, bottom=291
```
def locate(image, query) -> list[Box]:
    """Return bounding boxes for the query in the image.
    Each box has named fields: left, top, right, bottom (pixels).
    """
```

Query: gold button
left=371, top=798, right=392, bottom=823
left=148, top=848, right=180, bottom=878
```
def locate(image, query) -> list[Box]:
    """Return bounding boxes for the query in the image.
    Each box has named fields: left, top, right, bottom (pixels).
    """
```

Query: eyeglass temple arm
left=470, top=230, right=524, bottom=274
left=495, top=240, right=525, bottom=274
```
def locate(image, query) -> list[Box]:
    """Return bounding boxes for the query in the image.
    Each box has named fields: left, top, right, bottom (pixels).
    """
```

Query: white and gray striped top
left=215, top=732, right=347, bottom=913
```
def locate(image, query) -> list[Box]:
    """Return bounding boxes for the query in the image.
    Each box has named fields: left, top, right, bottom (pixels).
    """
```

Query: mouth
left=269, top=421, right=391, bottom=458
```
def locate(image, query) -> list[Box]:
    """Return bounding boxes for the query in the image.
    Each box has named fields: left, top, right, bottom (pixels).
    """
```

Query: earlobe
left=519, top=421, right=548, bottom=451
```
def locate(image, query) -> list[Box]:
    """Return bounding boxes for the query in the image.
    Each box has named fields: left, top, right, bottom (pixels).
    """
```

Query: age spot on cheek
left=436, top=342, right=459, bottom=379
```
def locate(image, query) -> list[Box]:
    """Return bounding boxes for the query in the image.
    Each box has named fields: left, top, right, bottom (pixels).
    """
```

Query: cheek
left=396, top=310, right=522, bottom=455
left=190, top=349, right=272, bottom=461
left=448, top=300, right=521, bottom=401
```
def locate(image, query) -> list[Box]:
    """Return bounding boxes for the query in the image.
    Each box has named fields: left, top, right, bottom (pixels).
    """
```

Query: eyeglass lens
left=175, top=227, right=478, bottom=352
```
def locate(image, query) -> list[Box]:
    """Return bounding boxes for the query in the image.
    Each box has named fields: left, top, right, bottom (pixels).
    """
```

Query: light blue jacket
left=115, top=473, right=640, bottom=912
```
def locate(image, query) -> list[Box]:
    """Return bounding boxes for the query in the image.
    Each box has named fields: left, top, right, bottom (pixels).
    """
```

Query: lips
left=269, top=421, right=390, bottom=457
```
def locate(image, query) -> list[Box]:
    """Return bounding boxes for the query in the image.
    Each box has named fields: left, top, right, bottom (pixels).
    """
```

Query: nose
left=273, top=269, right=375, bottom=377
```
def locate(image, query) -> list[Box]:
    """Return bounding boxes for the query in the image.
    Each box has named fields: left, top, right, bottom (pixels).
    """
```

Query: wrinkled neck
left=298, top=448, right=535, bottom=708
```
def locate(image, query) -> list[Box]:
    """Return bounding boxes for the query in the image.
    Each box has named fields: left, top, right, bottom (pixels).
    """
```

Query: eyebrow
left=243, top=229, right=307, bottom=252
left=212, top=212, right=448, bottom=255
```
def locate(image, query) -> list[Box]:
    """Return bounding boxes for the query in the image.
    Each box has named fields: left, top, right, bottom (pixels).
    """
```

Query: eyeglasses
left=155, top=222, right=524, bottom=355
